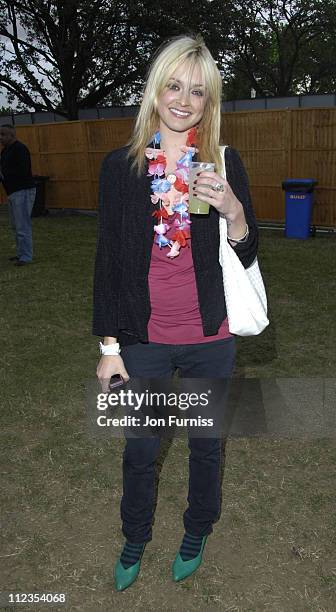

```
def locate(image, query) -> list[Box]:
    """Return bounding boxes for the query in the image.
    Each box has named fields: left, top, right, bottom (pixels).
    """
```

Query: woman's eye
left=168, top=83, right=179, bottom=90
left=192, top=90, right=203, bottom=96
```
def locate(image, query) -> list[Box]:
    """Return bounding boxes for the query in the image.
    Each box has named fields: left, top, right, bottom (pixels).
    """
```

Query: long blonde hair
left=127, top=34, right=223, bottom=176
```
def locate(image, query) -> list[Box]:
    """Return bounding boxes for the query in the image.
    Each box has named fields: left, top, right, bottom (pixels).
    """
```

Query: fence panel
left=290, top=108, right=336, bottom=226
left=1, top=110, right=335, bottom=226
left=85, top=118, right=135, bottom=208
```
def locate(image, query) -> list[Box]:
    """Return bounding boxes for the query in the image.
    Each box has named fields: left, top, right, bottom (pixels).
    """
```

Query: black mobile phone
left=109, top=374, right=124, bottom=390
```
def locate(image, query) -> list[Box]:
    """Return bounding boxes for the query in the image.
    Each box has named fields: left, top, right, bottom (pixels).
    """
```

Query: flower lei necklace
left=145, top=127, right=198, bottom=258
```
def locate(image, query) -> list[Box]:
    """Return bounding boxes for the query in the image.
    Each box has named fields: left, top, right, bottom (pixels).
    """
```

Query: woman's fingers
left=194, top=171, right=228, bottom=190
left=96, top=355, right=130, bottom=389
left=100, top=377, right=110, bottom=393
left=192, top=191, right=217, bottom=207
left=118, top=365, right=130, bottom=382
left=195, top=171, right=224, bottom=183
left=194, top=175, right=227, bottom=190
left=193, top=172, right=236, bottom=213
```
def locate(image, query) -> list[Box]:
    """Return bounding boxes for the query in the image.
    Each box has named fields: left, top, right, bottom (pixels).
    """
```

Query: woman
left=93, top=34, right=258, bottom=591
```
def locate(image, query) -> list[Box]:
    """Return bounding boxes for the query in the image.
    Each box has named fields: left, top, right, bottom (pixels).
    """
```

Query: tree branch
left=0, top=74, right=47, bottom=110
left=5, top=2, right=55, bottom=107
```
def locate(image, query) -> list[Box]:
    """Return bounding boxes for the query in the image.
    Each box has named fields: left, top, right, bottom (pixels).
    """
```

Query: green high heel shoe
left=114, top=544, right=145, bottom=591
left=172, top=535, right=208, bottom=582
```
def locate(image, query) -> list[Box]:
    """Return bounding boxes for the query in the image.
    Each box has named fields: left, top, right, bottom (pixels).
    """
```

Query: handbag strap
left=219, top=145, right=229, bottom=237
left=220, top=145, right=228, bottom=180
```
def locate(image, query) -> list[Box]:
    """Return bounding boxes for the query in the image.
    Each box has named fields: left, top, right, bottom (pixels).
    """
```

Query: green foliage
left=223, top=0, right=336, bottom=98
left=0, top=105, right=14, bottom=115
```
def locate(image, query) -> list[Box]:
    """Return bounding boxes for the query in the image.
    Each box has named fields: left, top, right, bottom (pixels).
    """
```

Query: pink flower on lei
left=147, top=154, right=167, bottom=176
left=166, top=241, right=181, bottom=258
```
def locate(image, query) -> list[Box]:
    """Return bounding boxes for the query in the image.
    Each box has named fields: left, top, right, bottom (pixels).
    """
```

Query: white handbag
left=218, top=146, right=269, bottom=336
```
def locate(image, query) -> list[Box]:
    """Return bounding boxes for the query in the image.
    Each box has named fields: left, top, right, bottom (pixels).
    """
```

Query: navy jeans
left=119, top=336, right=236, bottom=543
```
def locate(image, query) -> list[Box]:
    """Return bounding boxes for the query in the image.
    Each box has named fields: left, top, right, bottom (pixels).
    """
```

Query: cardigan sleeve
left=224, top=146, right=258, bottom=269
left=92, top=152, right=123, bottom=337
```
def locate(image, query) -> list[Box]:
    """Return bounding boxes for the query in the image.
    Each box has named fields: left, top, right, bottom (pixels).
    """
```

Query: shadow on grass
left=234, top=301, right=278, bottom=376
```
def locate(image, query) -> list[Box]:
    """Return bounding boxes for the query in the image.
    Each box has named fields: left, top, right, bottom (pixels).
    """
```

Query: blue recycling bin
left=282, top=179, right=318, bottom=239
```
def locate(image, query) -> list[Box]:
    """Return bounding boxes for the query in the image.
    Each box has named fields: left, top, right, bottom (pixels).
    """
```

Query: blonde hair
left=127, top=34, right=223, bottom=176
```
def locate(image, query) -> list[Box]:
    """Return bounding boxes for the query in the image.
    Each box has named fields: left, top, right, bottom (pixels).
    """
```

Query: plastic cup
left=189, top=162, right=215, bottom=214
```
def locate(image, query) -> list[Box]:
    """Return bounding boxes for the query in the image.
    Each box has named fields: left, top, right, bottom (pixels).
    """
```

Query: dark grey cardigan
left=92, top=145, right=258, bottom=346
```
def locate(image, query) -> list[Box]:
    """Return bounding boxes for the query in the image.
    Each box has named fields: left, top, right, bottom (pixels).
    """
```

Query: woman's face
left=156, top=61, right=206, bottom=134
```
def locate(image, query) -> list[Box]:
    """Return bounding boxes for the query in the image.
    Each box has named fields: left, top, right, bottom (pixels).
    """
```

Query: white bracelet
left=227, top=223, right=249, bottom=243
left=99, top=341, right=121, bottom=356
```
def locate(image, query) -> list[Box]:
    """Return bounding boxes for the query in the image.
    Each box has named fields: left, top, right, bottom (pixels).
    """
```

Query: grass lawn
left=0, top=209, right=335, bottom=611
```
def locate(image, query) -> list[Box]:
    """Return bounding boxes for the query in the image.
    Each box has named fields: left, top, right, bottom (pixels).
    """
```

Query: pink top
left=147, top=212, right=232, bottom=344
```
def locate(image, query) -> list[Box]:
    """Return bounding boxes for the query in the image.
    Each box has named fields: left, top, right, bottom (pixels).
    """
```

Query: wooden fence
left=1, top=108, right=336, bottom=226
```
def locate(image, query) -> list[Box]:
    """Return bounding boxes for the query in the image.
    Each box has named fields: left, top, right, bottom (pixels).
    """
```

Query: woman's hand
left=193, top=171, right=243, bottom=219
left=193, top=170, right=248, bottom=241
left=96, top=355, right=130, bottom=392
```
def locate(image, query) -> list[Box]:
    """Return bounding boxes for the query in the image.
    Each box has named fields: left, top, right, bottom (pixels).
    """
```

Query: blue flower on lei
left=151, top=178, right=172, bottom=193
left=155, top=234, right=171, bottom=248
left=173, top=202, right=188, bottom=219
left=176, top=151, right=194, bottom=168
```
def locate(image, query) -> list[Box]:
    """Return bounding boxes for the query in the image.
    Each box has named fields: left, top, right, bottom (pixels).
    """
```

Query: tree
left=292, top=1, right=336, bottom=93
left=223, top=0, right=335, bottom=99
left=0, top=0, right=232, bottom=119
left=0, top=0, right=154, bottom=119
left=0, top=104, right=15, bottom=115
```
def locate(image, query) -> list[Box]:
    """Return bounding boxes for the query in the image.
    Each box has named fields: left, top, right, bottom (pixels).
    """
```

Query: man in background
left=0, top=124, right=36, bottom=266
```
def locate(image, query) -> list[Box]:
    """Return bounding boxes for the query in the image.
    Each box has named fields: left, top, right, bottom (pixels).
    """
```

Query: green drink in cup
left=189, top=162, right=215, bottom=214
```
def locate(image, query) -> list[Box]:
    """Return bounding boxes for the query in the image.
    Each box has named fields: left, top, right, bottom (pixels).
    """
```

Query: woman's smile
left=169, top=107, right=192, bottom=118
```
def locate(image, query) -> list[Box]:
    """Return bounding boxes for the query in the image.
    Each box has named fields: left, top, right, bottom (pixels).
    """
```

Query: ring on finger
left=211, top=182, right=225, bottom=192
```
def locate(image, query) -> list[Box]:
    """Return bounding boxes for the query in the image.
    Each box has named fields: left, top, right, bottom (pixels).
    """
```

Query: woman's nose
left=178, top=88, right=190, bottom=106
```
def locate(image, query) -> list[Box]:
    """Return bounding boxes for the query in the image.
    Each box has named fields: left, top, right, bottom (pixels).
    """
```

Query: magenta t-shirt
left=147, top=212, right=232, bottom=344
